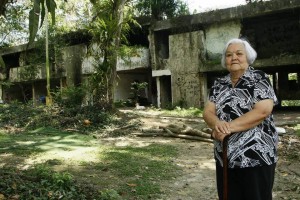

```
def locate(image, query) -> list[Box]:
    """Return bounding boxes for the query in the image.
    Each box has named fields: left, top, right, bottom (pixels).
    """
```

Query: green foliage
left=0, top=165, right=99, bottom=199
left=0, top=55, right=5, bottom=70
left=134, top=0, right=190, bottom=20
left=29, top=0, right=57, bottom=45
left=99, top=189, right=122, bottom=200
left=52, top=86, right=87, bottom=117
left=0, top=1, right=30, bottom=46
left=290, top=124, right=300, bottom=136
left=0, top=100, right=114, bottom=133
left=85, top=0, right=138, bottom=107
left=53, top=86, right=85, bottom=109
left=19, top=64, right=41, bottom=81
left=0, top=101, right=41, bottom=128
left=282, top=100, right=300, bottom=107
left=130, top=81, right=148, bottom=104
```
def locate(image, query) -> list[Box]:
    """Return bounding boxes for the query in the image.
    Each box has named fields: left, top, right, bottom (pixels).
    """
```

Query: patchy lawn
left=0, top=109, right=300, bottom=200
left=0, top=127, right=179, bottom=199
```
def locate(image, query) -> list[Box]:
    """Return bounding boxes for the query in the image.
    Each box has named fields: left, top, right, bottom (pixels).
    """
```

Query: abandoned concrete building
left=0, top=0, right=299, bottom=109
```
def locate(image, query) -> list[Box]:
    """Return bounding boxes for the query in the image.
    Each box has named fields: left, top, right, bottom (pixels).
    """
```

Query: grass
left=293, top=124, right=300, bottom=136
left=97, top=145, right=178, bottom=199
left=0, top=127, right=179, bottom=199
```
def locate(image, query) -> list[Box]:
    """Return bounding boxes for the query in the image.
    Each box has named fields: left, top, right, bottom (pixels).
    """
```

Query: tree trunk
left=107, top=0, right=127, bottom=110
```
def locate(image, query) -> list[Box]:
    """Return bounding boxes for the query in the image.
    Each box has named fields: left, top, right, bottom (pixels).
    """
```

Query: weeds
left=0, top=102, right=116, bottom=134
left=0, top=164, right=99, bottom=200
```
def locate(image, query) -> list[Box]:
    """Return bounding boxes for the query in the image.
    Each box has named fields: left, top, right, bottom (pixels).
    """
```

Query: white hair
left=221, top=38, right=257, bottom=68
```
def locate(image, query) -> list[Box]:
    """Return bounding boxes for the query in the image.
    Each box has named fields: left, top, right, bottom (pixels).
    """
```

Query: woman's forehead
left=227, top=43, right=245, bottom=51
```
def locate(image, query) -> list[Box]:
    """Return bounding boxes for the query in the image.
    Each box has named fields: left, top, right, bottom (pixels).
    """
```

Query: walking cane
left=222, top=135, right=230, bottom=200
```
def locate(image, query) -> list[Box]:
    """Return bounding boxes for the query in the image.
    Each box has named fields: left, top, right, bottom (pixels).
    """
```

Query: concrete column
left=199, top=73, right=207, bottom=108
left=32, top=83, right=36, bottom=106
left=156, top=77, right=161, bottom=108
left=0, top=85, right=3, bottom=103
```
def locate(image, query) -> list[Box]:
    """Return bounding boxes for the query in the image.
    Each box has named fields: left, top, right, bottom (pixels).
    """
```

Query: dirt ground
left=118, top=109, right=300, bottom=200
left=1, top=109, right=299, bottom=200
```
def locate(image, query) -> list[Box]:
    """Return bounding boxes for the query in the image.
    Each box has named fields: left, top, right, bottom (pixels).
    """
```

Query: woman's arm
left=203, top=101, right=218, bottom=129
left=203, top=101, right=230, bottom=135
left=229, top=99, right=274, bottom=133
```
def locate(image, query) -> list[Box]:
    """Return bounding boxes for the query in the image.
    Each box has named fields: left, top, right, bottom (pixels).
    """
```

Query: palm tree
left=87, top=0, right=135, bottom=109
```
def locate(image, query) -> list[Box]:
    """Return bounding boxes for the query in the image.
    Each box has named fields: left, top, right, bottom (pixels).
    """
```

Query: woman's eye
left=226, top=54, right=232, bottom=57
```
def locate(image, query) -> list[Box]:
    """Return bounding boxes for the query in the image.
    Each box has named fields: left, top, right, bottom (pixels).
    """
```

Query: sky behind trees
left=186, top=0, right=247, bottom=13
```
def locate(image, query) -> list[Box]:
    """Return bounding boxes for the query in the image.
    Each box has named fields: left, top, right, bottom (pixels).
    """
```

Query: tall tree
left=87, top=0, right=135, bottom=109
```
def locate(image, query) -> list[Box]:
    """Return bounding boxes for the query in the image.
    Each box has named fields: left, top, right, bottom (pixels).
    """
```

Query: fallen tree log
left=159, top=124, right=211, bottom=139
left=133, top=131, right=213, bottom=143
left=133, top=126, right=213, bottom=143
left=164, top=128, right=213, bottom=143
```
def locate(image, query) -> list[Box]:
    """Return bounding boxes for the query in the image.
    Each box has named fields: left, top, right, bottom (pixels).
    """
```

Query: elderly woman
left=203, top=38, right=278, bottom=200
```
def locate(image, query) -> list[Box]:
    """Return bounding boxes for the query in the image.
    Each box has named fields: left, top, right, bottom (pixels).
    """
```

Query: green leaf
left=90, top=0, right=97, bottom=5
left=28, top=0, right=41, bottom=45
left=46, top=0, right=57, bottom=25
left=0, top=56, right=5, bottom=69
left=40, top=0, right=45, bottom=28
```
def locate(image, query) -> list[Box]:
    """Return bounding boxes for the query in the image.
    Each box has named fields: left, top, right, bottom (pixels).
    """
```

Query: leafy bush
left=0, top=101, right=115, bottom=134
left=0, top=165, right=99, bottom=200
left=99, top=189, right=122, bottom=200
left=52, top=86, right=85, bottom=109
left=282, top=100, right=300, bottom=107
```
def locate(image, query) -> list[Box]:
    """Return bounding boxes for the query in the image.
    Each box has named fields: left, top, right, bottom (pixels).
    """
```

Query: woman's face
left=225, top=43, right=249, bottom=74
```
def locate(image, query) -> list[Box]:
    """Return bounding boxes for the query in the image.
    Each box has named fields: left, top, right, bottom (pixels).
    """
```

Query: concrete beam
left=153, top=0, right=300, bottom=31
left=152, top=69, right=171, bottom=77
left=202, top=54, right=300, bottom=72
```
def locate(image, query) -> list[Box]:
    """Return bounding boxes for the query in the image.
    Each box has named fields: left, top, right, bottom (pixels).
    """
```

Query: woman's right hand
left=214, top=120, right=231, bottom=135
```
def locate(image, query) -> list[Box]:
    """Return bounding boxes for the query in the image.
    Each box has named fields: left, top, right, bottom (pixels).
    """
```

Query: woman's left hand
left=211, top=130, right=229, bottom=142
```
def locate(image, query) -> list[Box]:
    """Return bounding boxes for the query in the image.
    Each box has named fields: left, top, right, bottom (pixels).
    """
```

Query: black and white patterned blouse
left=209, top=67, right=278, bottom=168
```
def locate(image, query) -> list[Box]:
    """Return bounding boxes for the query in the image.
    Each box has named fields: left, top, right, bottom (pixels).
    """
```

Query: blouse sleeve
left=253, top=71, right=278, bottom=105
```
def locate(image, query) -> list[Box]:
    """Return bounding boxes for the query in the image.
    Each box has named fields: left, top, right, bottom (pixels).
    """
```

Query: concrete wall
left=167, top=31, right=206, bottom=107
left=62, top=44, right=87, bottom=87
left=117, top=48, right=150, bottom=71
left=150, top=0, right=300, bottom=108
left=205, top=20, right=241, bottom=61
left=81, top=47, right=150, bottom=74
left=114, top=73, right=149, bottom=103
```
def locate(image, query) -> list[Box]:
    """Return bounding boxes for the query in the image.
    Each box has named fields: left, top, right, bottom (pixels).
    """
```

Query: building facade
left=0, top=0, right=300, bottom=108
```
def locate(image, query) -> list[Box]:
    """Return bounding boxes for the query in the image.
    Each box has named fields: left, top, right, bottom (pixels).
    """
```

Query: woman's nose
left=232, top=53, right=238, bottom=60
